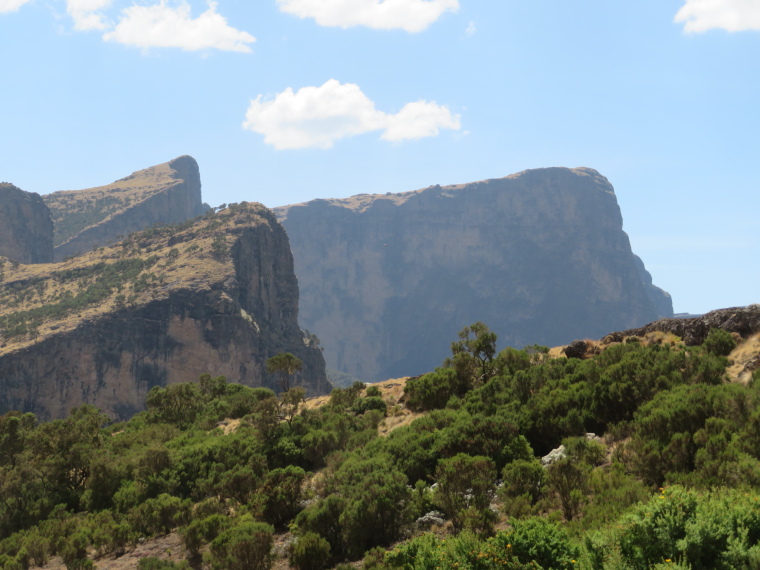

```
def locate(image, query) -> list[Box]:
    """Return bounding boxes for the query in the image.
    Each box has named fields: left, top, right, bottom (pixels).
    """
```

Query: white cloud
left=242, top=79, right=461, bottom=150
left=103, top=1, right=255, bottom=52
left=465, top=20, right=475, bottom=35
left=675, top=0, right=760, bottom=32
left=381, top=100, right=461, bottom=141
left=67, top=0, right=113, bottom=31
left=0, top=0, right=32, bottom=13
left=276, top=0, right=459, bottom=33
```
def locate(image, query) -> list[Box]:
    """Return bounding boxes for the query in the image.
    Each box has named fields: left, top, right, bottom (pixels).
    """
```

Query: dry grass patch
left=726, top=333, right=760, bottom=384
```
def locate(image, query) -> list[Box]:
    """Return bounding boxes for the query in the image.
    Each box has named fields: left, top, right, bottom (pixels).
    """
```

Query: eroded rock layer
left=275, top=167, right=673, bottom=382
left=0, top=204, right=329, bottom=420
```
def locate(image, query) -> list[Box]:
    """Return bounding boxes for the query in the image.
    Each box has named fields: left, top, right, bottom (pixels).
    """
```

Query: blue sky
left=1, top=0, right=758, bottom=315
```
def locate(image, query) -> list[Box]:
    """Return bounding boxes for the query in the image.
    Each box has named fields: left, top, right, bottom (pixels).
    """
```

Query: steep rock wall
left=0, top=205, right=329, bottom=420
left=275, top=167, right=673, bottom=382
left=45, top=156, right=208, bottom=261
left=0, top=183, right=53, bottom=264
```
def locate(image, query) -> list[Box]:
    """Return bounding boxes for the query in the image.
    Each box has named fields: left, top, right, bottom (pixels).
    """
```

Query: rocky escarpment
left=275, top=167, right=673, bottom=382
left=0, top=183, right=53, bottom=264
left=44, top=156, right=208, bottom=261
left=633, top=255, right=673, bottom=320
left=602, top=305, right=760, bottom=346
left=0, top=204, right=329, bottom=420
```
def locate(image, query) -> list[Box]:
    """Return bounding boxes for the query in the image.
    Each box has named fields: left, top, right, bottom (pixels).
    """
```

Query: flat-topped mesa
left=44, top=155, right=208, bottom=262
left=0, top=203, right=330, bottom=420
left=0, top=183, right=54, bottom=264
left=275, top=166, right=673, bottom=383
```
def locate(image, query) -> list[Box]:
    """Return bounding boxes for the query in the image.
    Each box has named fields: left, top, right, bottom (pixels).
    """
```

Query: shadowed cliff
left=0, top=183, right=53, bottom=264
left=275, top=167, right=673, bottom=382
left=0, top=203, right=329, bottom=420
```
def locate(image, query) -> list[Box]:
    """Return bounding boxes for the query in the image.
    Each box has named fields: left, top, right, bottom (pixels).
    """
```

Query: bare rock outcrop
left=603, top=305, right=760, bottom=346
left=0, top=204, right=329, bottom=420
left=275, top=167, right=672, bottom=382
left=44, top=155, right=208, bottom=261
left=0, top=183, right=53, bottom=264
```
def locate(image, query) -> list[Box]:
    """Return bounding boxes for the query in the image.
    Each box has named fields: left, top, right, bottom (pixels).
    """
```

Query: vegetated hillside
left=1, top=310, right=759, bottom=569
left=275, top=166, right=673, bottom=383
left=0, top=203, right=329, bottom=421
left=0, top=182, right=53, bottom=264
left=43, top=156, right=208, bottom=261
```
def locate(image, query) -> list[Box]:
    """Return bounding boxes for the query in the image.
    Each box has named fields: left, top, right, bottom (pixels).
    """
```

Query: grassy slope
left=44, top=161, right=180, bottom=247
left=0, top=204, right=268, bottom=355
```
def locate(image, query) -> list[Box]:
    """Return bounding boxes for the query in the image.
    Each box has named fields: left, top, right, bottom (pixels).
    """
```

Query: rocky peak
left=44, top=155, right=209, bottom=261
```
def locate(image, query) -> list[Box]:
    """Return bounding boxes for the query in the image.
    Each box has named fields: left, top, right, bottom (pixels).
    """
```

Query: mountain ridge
left=0, top=203, right=329, bottom=420
left=275, top=166, right=673, bottom=382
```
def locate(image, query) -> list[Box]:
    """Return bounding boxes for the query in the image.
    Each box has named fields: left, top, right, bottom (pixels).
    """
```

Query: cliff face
left=0, top=183, right=53, bottom=264
left=44, top=156, right=208, bottom=261
left=275, top=167, right=673, bottom=382
left=0, top=204, right=329, bottom=420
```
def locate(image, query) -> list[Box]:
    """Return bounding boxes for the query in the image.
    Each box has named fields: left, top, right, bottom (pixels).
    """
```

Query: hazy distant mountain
left=275, top=167, right=673, bottom=382
left=0, top=182, right=53, bottom=264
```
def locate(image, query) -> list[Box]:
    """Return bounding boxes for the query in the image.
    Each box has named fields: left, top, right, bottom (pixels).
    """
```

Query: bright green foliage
left=330, top=455, right=412, bottom=558
left=500, top=459, right=546, bottom=506
left=260, top=465, right=306, bottom=527
left=501, top=517, right=579, bottom=570
left=587, top=486, right=760, bottom=570
left=703, top=328, right=737, bottom=356
left=404, top=368, right=460, bottom=412
left=434, top=454, right=497, bottom=533
left=619, top=382, right=759, bottom=487
left=385, top=531, right=541, bottom=570
left=0, top=324, right=755, bottom=568
left=294, top=494, right=347, bottom=561
left=352, top=396, right=388, bottom=416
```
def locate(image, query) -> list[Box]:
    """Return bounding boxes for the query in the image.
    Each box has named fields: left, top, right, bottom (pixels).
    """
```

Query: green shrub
left=137, top=558, right=191, bottom=569
left=434, top=453, right=497, bottom=533
left=365, top=385, right=382, bottom=398
left=289, top=532, right=331, bottom=570
left=404, top=369, right=458, bottom=412
left=500, top=459, right=545, bottom=505
left=352, top=396, right=388, bottom=416
left=703, top=328, right=737, bottom=356
left=129, top=494, right=190, bottom=536
left=207, top=520, right=273, bottom=570
left=500, top=517, right=579, bottom=570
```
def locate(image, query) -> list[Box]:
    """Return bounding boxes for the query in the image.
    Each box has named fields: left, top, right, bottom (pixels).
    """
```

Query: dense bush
left=0, top=322, right=755, bottom=568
